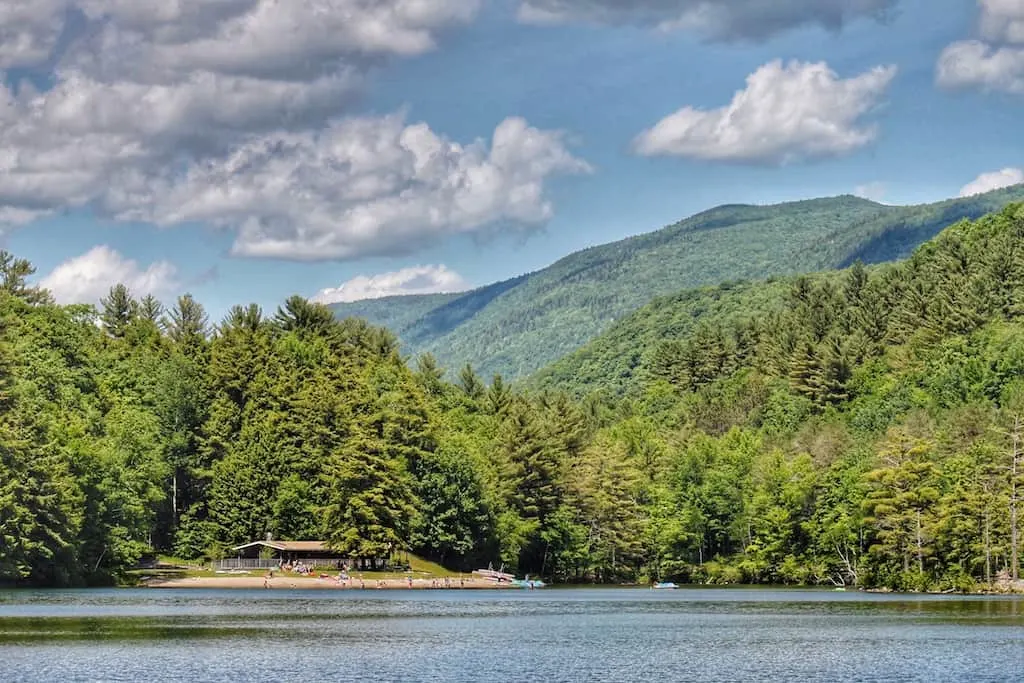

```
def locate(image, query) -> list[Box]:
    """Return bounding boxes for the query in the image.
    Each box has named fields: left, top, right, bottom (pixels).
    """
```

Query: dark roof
left=231, top=540, right=330, bottom=552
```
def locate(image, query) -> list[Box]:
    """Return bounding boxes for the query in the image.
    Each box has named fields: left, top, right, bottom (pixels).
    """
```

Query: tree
left=138, top=295, right=164, bottom=326
left=458, top=364, right=485, bottom=401
left=100, top=284, right=137, bottom=338
left=410, top=444, right=492, bottom=568
left=0, top=301, right=83, bottom=585
left=415, top=353, right=445, bottom=397
left=568, top=434, right=643, bottom=582
left=991, top=410, right=1023, bottom=581
left=499, top=400, right=564, bottom=573
left=165, top=294, right=209, bottom=352
left=273, top=295, right=335, bottom=335
left=322, top=426, right=418, bottom=559
left=862, top=435, right=940, bottom=589
left=0, top=251, right=50, bottom=305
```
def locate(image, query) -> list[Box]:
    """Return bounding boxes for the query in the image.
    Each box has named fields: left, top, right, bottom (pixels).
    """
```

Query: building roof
left=230, top=540, right=330, bottom=552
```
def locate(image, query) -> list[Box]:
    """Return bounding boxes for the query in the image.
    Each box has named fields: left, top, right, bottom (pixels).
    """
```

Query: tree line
left=2, top=204, right=1024, bottom=590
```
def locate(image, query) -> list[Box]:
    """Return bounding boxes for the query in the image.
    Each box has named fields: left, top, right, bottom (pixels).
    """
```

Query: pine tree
left=138, top=295, right=164, bottom=326
left=0, top=252, right=50, bottom=305
left=862, top=436, right=940, bottom=588
left=485, top=374, right=512, bottom=415
left=414, top=353, right=445, bottom=397
left=458, top=364, right=485, bottom=401
left=322, top=426, right=418, bottom=559
left=100, top=284, right=137, bottom=338
left=273, top=295, right=335, bottom=335
left=165, top=294, right=209, bottom=354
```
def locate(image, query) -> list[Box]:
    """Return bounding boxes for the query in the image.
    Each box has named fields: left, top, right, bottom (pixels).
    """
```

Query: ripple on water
left=0, top=588, right=1021, bottom=682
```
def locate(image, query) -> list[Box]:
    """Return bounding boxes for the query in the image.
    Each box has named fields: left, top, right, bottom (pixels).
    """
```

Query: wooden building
left=216, top=540, right=389, bottom=571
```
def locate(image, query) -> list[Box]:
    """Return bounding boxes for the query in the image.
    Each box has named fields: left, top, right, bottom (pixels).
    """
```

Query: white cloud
left=517, top=0, right=898, bottom=40
left=39, top=245, right=180, bottom=305
left=937, top=41, right=1024, bottom=94
left=312, top=265, right=469, bottom=304
left=978, top=0, right=1024, bottom=44
left=0, top=1, right=512, bottom=260
left=104, top=115, right=591, bottom=261
left=0, top=0, right=69, bottom=69
left=854, top=182, right=887, bottom=202
left=633, top=60, right=896, bottom=164
left=958, top=168, right=1024, bottom=197
left=936, top=0, right=1024, bottom=94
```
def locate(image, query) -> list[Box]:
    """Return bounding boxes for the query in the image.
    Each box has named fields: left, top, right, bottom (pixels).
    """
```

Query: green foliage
left=334, top=187, right=1024, bottom=382
left=4, top=200, right=1024, bottom=591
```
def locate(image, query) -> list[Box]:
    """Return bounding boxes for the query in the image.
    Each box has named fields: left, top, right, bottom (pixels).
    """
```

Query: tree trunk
left=172, top=471, right=178, bottom=528
left=915, top=509, right=924, bottom=575
left=1011, top=417, right=1020, bottom=582
left=984, top=507, right=992, bottom=585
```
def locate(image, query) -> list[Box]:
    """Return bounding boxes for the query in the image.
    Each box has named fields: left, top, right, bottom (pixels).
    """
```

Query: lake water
left=0, top=587, right=1021, bottom=682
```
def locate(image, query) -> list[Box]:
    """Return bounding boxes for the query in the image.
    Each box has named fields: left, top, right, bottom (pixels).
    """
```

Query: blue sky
left=2, top=0, right=1023, bottom=321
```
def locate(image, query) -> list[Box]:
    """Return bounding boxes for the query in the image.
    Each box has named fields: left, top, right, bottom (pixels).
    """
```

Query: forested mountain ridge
left=331, top=185, right=1024, bottom=381
left=3, top=204, right=1024, bottom=592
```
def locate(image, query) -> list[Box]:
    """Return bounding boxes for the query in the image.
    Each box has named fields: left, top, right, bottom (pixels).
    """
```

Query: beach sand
left=143, top=575, right=510, bottom=590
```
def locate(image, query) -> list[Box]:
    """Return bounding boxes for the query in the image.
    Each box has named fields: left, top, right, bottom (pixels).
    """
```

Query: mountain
left=330, top=185, right=1024, bottom=380
left=530, top=278, right=795, bottom=398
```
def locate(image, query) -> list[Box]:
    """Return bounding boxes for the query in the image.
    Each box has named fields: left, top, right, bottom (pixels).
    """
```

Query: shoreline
left=142, top=575, right=513, bottom=590
left=136, top=576, right=1024, bottom=594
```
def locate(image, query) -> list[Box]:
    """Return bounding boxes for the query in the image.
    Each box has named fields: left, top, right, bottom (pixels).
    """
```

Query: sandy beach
left=143, top=575, right=511, bottom=590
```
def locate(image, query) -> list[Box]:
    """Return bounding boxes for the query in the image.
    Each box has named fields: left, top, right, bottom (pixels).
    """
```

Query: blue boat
left=512, top=574, right=546, bottom=589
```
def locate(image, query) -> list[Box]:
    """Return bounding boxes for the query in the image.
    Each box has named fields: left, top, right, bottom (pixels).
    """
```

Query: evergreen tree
left=100, top=284, right=137, bottom=338
left=322, top=425, right=418, bottom=559
left=166, top=294, right=209, bottom=354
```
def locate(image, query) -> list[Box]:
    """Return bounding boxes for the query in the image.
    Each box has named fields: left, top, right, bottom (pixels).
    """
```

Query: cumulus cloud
left=633, top=60, right=896, bottom=164
left=312, top=265, right=469, bottom=304
left=517, top=0, right=898, bottom=40
left=959, top=168, right=1024, bottom=197
left=38, top=245, right=180, bottom=305
left=105, top=115, right=591, bottom=261
left=937, top=41, right=1024, bottom=94
left=937, top=0, right=1024, bottom=94
left=977, top=0, right=1024, bottom=44
left=2, top=1, right=546, bottom=261
left=0, top=0, right=69, bottom=69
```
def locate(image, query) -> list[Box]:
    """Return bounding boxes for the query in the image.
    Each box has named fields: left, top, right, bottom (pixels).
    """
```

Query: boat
left=474, top=565, right=545, bottom=588
left=472, top=565, right=515, bottom=584
left=512, top=575, right=546, bottom=589
left=652, top=582, right=678, bottom=589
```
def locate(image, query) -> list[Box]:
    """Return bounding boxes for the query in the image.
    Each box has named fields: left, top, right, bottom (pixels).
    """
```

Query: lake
left=1, top=587, right=1021, bottom=682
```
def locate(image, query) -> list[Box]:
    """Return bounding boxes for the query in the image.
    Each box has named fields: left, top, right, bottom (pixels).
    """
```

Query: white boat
left=652, top=582, right=678, bottom=589
left=472, top=567, right=515, bottom=583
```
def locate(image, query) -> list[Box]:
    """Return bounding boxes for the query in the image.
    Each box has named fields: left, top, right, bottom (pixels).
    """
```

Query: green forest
left=3, top=205, right=1024, bottom=592
left=333, top=186, right=1024, bottom=381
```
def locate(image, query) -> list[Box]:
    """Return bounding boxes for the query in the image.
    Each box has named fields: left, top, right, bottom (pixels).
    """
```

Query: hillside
left=530, top=278, right=796, bottom=397
left=331, top=185, right=1024, bottom=379
left=6, top=204, right=1024, bottom=592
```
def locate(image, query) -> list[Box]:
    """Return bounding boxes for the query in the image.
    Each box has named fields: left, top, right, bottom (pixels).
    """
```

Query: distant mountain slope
left=530, top=279, right=796, bottom=398
left=330, top=185, right=1024, bottom=380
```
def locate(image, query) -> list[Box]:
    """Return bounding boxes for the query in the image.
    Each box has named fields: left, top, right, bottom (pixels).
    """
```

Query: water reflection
left=1, top=589, right=1021, bottom=682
